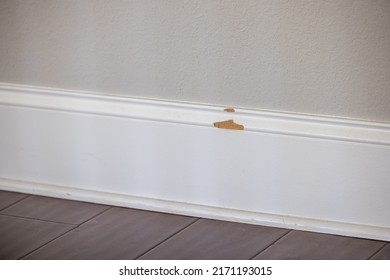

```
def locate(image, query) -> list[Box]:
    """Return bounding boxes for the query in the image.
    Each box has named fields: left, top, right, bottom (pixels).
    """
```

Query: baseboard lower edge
left=1, top=177, right=389, bottom=242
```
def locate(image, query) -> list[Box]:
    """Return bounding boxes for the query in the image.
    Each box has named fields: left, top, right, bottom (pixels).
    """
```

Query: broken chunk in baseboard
left=213, top=119, right=244, bottom=130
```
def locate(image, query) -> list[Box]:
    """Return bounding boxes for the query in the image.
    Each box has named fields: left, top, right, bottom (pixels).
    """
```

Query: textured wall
left=1, top=0, right=389, bottom=122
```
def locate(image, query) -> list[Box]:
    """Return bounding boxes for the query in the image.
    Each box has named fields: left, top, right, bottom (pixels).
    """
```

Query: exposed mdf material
left=0, top=84, right=390, bottom=241
left=213, top=119, right=244, bottom=130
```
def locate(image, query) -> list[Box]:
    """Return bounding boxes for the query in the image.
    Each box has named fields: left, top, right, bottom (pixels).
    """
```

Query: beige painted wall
left=1, top=0, right=389, bottom=122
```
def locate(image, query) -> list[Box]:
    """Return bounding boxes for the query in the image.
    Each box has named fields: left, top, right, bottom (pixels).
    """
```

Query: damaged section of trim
left=224, top=108, right=235, bottom=112
left=214, top=119, right=244, bottom=130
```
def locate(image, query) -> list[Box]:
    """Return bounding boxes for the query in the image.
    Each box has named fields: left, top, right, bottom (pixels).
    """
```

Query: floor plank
left=23, top=207, right=196, bottom=260
left=371, top=243, right=390, bottom=260
left=0, top=215, right=74, bottom=259
left=139, top=219, right=290, bottom=260
left=253, top=230, right=386, bottom=260
left=0, top=190, right=27, bottom=211
left=1, top=191, right=387, bottom=260
left=1, top=195, right=110, bottom=224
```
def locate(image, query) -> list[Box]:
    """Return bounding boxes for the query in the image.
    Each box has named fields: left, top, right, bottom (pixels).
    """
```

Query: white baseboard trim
left=1, top=83, right=390, bottom=241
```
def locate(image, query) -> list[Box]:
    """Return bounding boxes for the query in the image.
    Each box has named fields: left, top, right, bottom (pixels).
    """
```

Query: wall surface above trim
left=1, top=0, right=390, bottom=122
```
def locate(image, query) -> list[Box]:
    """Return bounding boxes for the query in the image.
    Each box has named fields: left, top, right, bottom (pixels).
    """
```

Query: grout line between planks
left=249, top=229, right=293, bottom=260
left=0, top=213, right=77, bottom=225
left=368, top=242, right=389, bottom=260
left=0, top=194, right=30, bottom=212
left=135, top=218, right=201, bottom=260
left=19, top=206, right=113, bottom=259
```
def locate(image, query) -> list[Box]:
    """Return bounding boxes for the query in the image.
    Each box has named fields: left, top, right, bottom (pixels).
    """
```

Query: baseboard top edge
left=1, top=83, right=389, bottom=146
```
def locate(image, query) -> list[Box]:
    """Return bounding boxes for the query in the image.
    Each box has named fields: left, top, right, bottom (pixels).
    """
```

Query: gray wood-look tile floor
left=0, top=190, right=388, bottom=260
